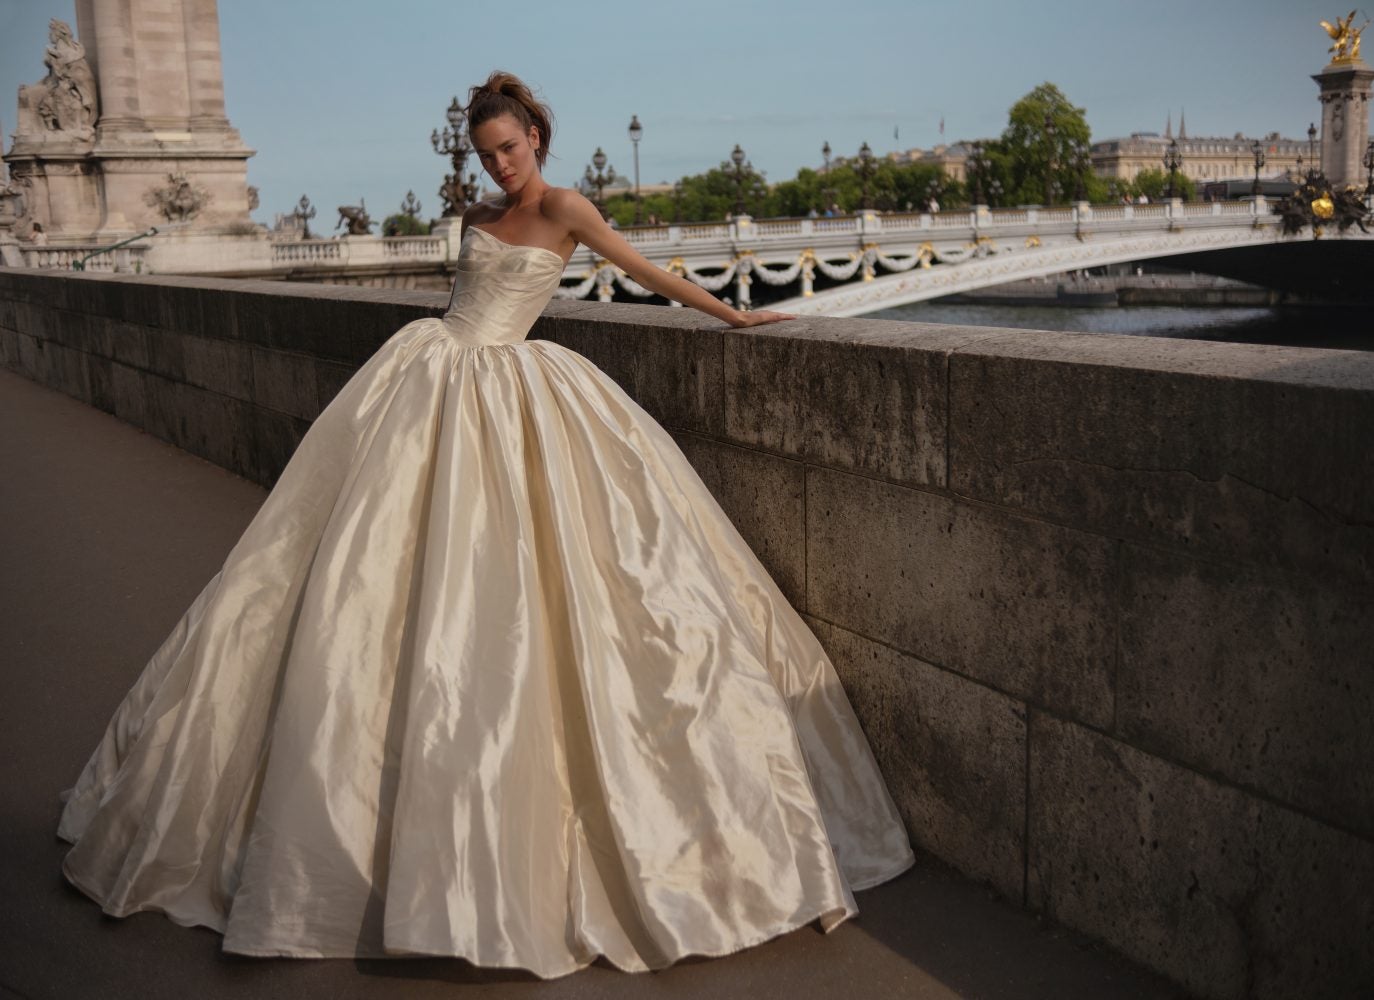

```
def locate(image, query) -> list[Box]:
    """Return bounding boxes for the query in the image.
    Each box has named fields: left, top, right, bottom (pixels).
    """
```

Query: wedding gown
left=56, top=223, right=915, bottom=978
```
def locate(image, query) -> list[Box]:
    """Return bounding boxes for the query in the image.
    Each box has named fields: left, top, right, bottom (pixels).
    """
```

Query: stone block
left=949, top=333, right=1374, bottom=586
left=154, top=281, right=205, bottom=334
left=635, top=325, right=725, bottom=435
left=251, top=347, right=319, bottom=421
left=0, top=327, right=18, bottom=369
left=142, top=325, right=187, bottom=381
left=0, top=296, right=16, bottom=330
left=315, top=360, right=358, bottom=412
left=174, top=381, right=254, bottom=475
left=1118, top=543, right=1374, bottom=838
left=140, top=369, right=184, bottom=448
left=806, top=466, right=1117, bottom=727
left=86, top=354, right=116, bottom=414
left=670, top=432, right=806, bottom=609
left=181, top=333, right=254, bottom=401
left=805, top=615, right=1028, bottom=900
left=196, top=285, right=239, bottom=341
left=1028, top=712, right=1374, bottom=1000
left=108, top=321, right=151, bottom=369
left=724, top=322, right=1002, bottom=489
left=109, top=361, right=148, bottom=429
left=118, top=281, right=165, bottom=328
left=247, top=405, right=312, bottom=488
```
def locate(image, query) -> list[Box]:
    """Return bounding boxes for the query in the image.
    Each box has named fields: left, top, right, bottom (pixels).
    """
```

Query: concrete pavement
left=0, top=368, right=1185, bottom=1000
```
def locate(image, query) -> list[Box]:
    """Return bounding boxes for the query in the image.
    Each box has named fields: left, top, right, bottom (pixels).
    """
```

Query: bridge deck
left=0, top=368, right=1180, bottom=1000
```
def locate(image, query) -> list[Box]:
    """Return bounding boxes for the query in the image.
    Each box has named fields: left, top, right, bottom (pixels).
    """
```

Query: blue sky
left=0, top=0, right=1345, bottom=226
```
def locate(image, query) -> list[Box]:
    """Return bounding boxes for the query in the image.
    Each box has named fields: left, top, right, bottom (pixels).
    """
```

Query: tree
left=1129, top=167, right=1197, bottom=202
left=381, top=213, right=430, bottom=237
left=993, top=82, right=1093, bottom=206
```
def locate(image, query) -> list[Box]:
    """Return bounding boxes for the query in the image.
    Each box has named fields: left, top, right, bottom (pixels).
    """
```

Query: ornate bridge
left=572, top=197, right=1374, bottom=314
left=10, top=197, right=1372, bottom=310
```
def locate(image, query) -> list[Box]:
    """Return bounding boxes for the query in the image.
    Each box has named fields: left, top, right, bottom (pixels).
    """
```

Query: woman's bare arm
left=542, top=189, right=795, bottom=329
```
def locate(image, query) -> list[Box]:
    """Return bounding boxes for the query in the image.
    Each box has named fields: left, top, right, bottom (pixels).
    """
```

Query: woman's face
left=471, top=113, right=540, bottom=194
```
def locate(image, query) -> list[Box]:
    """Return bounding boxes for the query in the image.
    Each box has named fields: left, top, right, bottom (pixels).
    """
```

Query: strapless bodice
left=441, top=226, right=566, bottom=346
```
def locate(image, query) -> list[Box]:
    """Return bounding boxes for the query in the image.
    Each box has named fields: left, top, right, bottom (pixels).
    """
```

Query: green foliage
left=984, top=82, right=1095, bottom=206
left=1128, top=167, right=1197, bottom=202
left=381, top=213, right=431, bottom=236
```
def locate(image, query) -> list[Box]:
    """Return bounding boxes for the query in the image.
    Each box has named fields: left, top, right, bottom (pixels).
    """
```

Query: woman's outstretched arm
left=543, top=188, right=795, bottom=329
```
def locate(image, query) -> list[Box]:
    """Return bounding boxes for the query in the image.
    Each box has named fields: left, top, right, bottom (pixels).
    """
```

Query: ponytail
left=464, top=71, right=555, bottom=168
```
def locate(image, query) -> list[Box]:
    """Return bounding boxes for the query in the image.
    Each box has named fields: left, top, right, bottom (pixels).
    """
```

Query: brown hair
left=464, top=71, right=555, bottom=169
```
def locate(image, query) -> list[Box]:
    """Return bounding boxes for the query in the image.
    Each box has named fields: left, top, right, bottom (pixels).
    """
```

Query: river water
left=868, top=301, right=1372, bottom=352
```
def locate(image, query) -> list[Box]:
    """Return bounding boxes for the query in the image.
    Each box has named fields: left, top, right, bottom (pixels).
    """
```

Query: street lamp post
left=967, top=140, right=985, bottom=205
left=1307, top=122, right=1318, bottom=178
left=1251, top=139, right=1266, bottom=197
left=1163, top=137, right=1183, bottom=199
left=628, top=114, right=643, bottom=224
left=672, top=179, right=683, bottom=223
left=1072, top=140, right=1090, bottom=201
left=584, top=147, right=616, bottom=209
left=431, top=97, right=474, bottom=217
left=857, top=140, right=875, bottom=211
left=729, top=144, right=750, bottom=216
left=987, top=178, right=1003, bottom=207
left=292, top=194, right=316, bottom=239
left=821, top=140, right=832, bottom=213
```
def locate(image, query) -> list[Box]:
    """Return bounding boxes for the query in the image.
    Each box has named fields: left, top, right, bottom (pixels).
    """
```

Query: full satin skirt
left=56, top=319, right=915, bottom=977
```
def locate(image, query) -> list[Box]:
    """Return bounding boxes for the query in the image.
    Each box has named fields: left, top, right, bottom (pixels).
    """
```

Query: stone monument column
left=3, top=0, right=255, bottom=241
left=1313, top=17, right=1373, bottom=189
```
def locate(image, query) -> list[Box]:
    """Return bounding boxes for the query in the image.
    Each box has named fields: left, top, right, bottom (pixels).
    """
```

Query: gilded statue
left=1321, top=10, right=1369, bottom=63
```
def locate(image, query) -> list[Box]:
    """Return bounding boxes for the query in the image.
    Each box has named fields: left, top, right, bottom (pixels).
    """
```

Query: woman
left=56, top=70, right=915, bottom=978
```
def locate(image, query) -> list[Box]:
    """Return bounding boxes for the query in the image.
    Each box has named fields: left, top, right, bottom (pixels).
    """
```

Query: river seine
left=869, top=302, right=1372, bottom=352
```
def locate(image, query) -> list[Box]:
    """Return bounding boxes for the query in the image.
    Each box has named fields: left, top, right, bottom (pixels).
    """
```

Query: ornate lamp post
left=967, top=140, right=985, bottom=205
left=926, top=177, right=941, bottom=212
left=1042, top=111, right=1057, bottom=206
left=672, top=179, right=683, bottom=223
left=1251, top=139, right=1266, bottom=196
left=857, top=140, right=875, bottom=210
left=1364, top=139, right=1374, bottom=196
left=1163, top=137, right=1183, bottom=199
left=584, top=147, right=616, bottom=208
left=628, top=114, right=643, bottom=224
left=292, top=194, right=316, bottom=239
left=431, top=97, right=475, bottom=217
left=399, top=190, right=421, bottom=219
left=987, top=178, right=1003, bottom=207
left=1307, top=122, right=1318, bottom=178
left=821, top=139, right=832, bottom=213
left=728, top=143, right=751, bottom=215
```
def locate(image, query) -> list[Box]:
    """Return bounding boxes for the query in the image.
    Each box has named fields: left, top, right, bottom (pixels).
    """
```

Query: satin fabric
left=56, top=224, right=915, bottom=977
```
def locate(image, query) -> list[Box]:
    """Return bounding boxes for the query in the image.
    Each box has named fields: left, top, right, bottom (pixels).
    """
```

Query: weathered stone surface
left=172, top=381, right=254, bottom=475
left=806, top=466, right=1117, bottom=727
left=180, top=333, right=253, bottom=401
left=1118, top=543, right=1374, bottom=838
left=671, top=431, right=806, bottom=609
left=107, top=320, right=151, bottom=369
left=246, top=405, right=312, bottom=487
left=805, top=615, right=1027, bottom=900
left=109, top=360, right=148, bottom=428
left=314, top=360, right=358, bottom=412
left=142, top=325, right=188, bottom=382
left=1028, top=712, right=1374, bottom=1000
left=251, top=347, right=319, bottom=421
left=949, top=332, right=1374, bottom=585
left=538, top=304, right=725, bottom=435
left=724, top=321, right=1001, bottom=488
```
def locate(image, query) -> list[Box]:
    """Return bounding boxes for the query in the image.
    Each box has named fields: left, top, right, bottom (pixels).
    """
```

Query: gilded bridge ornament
left=1321, top=11, right=1368, bottom=63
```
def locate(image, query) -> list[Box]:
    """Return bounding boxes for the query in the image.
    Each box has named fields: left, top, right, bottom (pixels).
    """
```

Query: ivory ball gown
left=56, top=223, right=915, bottom=978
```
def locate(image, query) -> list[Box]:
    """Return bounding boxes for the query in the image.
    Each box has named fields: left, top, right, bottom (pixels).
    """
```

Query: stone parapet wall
left=1, top=268, right=1370, bottom=999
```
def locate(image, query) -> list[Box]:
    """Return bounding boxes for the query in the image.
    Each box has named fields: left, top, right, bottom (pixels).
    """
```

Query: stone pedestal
left=3, top=1, right=255, bottom=242
left=1313, top=58, right=1374, bottom=190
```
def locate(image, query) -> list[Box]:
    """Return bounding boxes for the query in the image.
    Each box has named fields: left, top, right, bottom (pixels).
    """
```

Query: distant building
left=1091, top=124, right=1307, bottom=185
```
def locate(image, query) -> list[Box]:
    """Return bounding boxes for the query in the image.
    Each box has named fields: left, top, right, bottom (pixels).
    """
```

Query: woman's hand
left=729, top=309, right=797, bottom=328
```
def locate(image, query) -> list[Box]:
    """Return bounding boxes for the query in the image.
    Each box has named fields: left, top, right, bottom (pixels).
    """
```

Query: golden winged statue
left=1321, top=10, right=1368, bottom=63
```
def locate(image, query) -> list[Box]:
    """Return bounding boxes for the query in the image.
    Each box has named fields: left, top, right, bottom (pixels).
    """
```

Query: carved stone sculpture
left=16, top=19, right=98, bottom=140
left=144, top=172, right=210, bottom=221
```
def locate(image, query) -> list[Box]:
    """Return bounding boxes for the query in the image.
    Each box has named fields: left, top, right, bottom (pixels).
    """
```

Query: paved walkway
left=0, top=368, right=1185, bottom=1000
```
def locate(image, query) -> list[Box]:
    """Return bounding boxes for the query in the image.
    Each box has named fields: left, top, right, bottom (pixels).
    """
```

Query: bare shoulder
left=540, top=186, right=599, bottom=230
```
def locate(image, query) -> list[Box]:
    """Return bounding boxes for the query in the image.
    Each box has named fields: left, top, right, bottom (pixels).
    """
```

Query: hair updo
left=463, top=71, right=555, bottom=168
